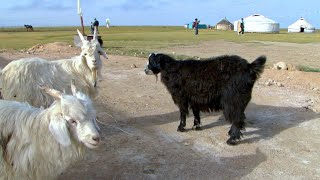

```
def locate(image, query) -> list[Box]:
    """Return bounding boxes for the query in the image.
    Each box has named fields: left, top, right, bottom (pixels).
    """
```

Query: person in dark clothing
left=239, top=18, right=245, bottom=34
left=193, top=18, right=200, bottom=35
left=90, top=22, right=94, bottom=34
left=93, top=18, right=99, bottom=33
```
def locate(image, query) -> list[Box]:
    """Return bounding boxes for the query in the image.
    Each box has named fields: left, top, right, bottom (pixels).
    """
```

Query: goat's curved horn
left=93, top=26, right=97, bottom=41
left=38, top=84, right=62, bottom=100
left=77, top=29, right=86, bottom=42
left=71, top=79, right=77, bottom=95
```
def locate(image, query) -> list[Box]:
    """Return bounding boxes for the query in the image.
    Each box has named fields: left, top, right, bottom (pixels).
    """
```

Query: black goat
left=145, top=53, right=266, bottom=145
left=24, top=24, right=34, bottom=31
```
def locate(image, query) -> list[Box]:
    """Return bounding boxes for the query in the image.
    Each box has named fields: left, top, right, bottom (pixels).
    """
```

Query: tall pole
left=77, top=0, right=85, bottom=35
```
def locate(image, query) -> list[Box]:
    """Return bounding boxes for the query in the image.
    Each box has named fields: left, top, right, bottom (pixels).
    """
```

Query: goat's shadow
left=194, top=102, right=320, bottom=145
left=94, top=102, right=318, bottom=179
left=100, top=102, right=319, bottom=144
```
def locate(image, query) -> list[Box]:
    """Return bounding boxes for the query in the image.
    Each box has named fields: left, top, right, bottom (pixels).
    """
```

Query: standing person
left=193, top=18, right=200, bottom=35
left=238, top=18, right=245, bottom=35
left=106, top=18, right=110, bottom=28
left=90, top=22, right=94, bottom=34
left=93, top=18, right=100, bottom=33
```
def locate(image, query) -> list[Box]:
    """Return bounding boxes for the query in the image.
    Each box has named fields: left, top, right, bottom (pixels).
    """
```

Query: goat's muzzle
left=144, top=64, right=154, bottom=75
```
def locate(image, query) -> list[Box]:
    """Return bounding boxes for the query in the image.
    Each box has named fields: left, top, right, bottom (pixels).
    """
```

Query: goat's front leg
left=226, top=111, right=245, bottom=145
left=223, top=105, right=245, bottom=145
left=227, top=124, right=243, bottom=145
left=177, top=111, right=187, bottom=132
left=176, top=99, right=188, bottom=132
left=192, top=108, right=201, bottom=130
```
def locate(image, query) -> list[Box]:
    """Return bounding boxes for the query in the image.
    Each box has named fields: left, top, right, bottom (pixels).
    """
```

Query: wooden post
left=80, top=15, right=85, bottom=36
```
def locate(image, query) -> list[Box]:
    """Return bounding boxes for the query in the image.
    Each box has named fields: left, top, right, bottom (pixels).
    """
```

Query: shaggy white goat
left=0, top=81, right=101, bottom=180
left=0, top=28, right=107, bottom=107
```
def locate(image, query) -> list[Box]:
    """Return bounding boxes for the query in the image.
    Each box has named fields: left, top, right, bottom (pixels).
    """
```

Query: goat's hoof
left=195, top=126, right=202, bottom=131
left=177, top=126, right=185, bottom=132
left=226, top=138, right=237, bottom=145
left=228, top=131, right=243, bottom=139
left=192, top=125, right=202, bottom=131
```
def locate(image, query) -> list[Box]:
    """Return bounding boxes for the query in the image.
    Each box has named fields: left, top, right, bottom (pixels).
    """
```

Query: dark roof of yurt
left=216, top=17, right=233, bottom=25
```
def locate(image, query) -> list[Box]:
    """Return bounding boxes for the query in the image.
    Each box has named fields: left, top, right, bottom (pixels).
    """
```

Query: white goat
left=0, top=81, right=101, bottom=180
left=0, top=28, right=107, bottom=107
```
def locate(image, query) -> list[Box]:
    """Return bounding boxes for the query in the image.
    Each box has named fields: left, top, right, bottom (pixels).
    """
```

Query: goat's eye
left=84, top=53, right=87, bottom=56
left=69, top=119, right=77, bottom=126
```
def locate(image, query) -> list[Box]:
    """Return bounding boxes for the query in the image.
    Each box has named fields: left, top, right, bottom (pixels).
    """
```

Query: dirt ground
left=0, top=40, right=319, bottom=179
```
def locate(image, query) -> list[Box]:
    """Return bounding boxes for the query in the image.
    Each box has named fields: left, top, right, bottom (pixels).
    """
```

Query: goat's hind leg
left=192, top=108, right=201, bottom=130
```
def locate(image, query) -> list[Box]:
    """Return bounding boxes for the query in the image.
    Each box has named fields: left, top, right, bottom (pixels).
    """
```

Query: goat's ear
left=71, top=79, right=77, bottom=96
left=49, top=116, right=71, bottom=146
left=39, top=85, right=62, bottom=100
left=99, top=48, right=108, bottom=59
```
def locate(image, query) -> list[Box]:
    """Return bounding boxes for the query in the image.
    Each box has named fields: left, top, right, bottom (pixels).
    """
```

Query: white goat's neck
left=54, top=57, right=97, bottom=96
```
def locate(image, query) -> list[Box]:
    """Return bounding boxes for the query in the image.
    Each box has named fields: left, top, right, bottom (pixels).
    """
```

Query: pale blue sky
left=0, top=0, right=319, bottom=28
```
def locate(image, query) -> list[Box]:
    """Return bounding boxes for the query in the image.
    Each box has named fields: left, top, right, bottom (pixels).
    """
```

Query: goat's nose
left=92, top=135, right=100, bottom=143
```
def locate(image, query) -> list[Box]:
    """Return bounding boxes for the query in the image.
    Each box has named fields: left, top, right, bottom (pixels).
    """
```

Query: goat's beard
left=92, top=68, right=97, bottom=87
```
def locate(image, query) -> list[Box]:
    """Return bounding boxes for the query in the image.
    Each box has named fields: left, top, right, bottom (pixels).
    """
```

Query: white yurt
left=234, top=14, right=280, bottom=33
left=288, top=18, right=315, bottom=33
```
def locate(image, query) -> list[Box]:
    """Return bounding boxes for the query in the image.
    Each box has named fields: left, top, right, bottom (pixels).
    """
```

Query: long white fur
left=0, top=86, right=100, bottom=180
left=0, top=29, right=107, bottom=108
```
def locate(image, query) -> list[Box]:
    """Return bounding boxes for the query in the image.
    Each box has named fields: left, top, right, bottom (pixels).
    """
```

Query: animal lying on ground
left=145, top=53, right=266, bottom=145
left=0, top=81, right=101, bottom=180
left=0, top=28, right=108, bottom=107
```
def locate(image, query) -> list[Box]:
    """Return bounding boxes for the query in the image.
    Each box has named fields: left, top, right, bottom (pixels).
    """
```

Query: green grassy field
left=1, top=26, right=320, bottom=72
left=1, top=26, right=320, bottom=52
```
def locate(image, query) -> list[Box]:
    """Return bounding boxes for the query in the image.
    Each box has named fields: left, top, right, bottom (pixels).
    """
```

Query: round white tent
left=234, top=14, right=280, bottom=33
left=288, top=18, right=315, bottom=33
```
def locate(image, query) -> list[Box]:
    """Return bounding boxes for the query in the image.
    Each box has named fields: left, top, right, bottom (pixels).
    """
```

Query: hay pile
left=27, top=42, right=73, bottom=53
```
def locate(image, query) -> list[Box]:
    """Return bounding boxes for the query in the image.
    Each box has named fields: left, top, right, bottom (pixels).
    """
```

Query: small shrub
left=297, top=65, right=320, bottom=72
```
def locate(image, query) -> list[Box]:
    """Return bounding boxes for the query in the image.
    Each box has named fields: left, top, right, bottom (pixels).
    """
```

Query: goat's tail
left=250, top=56, right=266, bottom=79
